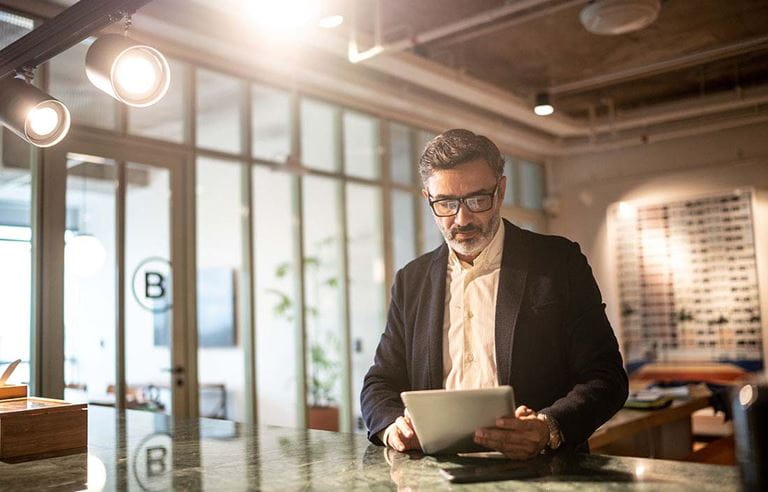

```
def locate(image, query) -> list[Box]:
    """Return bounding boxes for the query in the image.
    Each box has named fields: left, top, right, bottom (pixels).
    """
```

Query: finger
left=476, top=430, right=536, bottom=446
left=474, top=434, right=536, bottom=456
left=515, top=405, right=533, bottom=418
left=395, top=416, right=414, bottom=439
left=477, top=434, right=538, bottom=455
left=493, top=417, right=528, bottom=430
left=479, top=434, right=544, bottom=458
left=395, top=416, right=412, bottom=438
left=404, top=426, right=421, bottom=447
left=403, top=432, right=420, bottom=450
left=389, top=430, right=406, bottom=452
left=476, top=427, right=542, bottom=445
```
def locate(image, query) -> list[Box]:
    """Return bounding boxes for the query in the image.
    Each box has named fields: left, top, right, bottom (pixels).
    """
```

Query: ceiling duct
left=580, top=0, right=661, bottom=35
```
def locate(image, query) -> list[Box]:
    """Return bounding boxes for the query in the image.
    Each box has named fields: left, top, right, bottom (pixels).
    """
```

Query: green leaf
left=275, top=262, right=291, bottom=278
left=303, top=256, right=320, bottom=268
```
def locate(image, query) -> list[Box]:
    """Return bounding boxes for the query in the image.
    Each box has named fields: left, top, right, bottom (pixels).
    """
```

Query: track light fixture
left=0, top=75, right=71, bottom=147
left=534, top=92, right=554, bottom=116
left=0, top=0, right=162, bottom=147
left=85, top=33, right=170, bottom=107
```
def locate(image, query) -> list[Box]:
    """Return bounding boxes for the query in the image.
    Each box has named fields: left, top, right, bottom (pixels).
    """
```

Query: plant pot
left=308, top=405, right=339, bottom=431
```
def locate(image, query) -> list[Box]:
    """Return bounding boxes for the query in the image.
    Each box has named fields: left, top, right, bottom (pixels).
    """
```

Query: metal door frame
left=35, top=126, right=198, bottom=418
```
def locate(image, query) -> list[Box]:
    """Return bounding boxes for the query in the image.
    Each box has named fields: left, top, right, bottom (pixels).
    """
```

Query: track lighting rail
left=0, top=0, right=152, bottom=80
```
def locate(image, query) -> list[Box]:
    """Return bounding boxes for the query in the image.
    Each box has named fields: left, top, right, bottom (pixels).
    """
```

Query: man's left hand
left=473, top=405, right=549, bottom=459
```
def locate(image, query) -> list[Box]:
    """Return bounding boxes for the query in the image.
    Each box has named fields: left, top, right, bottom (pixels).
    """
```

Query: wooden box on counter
left=0, top=385, right=27, bottom=400
left=0, top=393, right=87, bottom=462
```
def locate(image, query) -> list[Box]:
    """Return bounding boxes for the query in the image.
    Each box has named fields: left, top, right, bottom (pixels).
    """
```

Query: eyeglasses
left=427, top=183, right=499, bottom=217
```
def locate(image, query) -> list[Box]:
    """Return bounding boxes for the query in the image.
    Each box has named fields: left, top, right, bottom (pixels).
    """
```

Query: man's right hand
left=386, top=413, right=421, bottom=452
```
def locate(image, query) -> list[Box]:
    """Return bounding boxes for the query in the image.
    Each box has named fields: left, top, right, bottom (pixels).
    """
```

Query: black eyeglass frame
left=427, top=182, right=500, bottom=217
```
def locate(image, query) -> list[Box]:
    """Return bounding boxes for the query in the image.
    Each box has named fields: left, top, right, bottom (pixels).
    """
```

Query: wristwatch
left=537, top=413, right=563, bottom=450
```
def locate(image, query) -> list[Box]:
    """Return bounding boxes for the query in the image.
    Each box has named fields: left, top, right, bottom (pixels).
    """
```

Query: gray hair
left=418, top=129, right=504, bottom=184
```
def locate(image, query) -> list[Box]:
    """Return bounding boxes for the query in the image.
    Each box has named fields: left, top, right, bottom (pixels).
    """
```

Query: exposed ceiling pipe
left=562, top=111, right=768, bottom=155
left=348, top=0, right=558, bottom=63
left=348, top=0, right=384, bottom=63
left=424, top=0, right=588, bottom=49
left=603, top=96, right=616, bottom=136
left=590, top=85, right=768, bottom=134
left=588, top=104, right=596, bottom=143
left=549, top=33, right=768, bottom=95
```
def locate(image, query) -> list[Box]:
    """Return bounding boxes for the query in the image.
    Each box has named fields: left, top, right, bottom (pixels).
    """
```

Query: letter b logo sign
left=145, top=271, right=166, bottom=299
left=132, top=257, right=172, bottom=313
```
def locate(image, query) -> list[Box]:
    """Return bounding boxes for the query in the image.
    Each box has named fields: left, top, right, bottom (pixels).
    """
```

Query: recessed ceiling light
left=580, top=0, right=661, bottom=35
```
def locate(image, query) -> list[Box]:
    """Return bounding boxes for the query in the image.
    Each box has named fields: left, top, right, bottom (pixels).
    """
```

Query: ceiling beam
left=549, top=33, right=768, bottom=95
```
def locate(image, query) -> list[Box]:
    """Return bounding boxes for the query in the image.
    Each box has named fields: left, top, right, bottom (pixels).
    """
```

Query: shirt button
left=466, top=311, right=473, bottom=319
left=466, top=353, right=474, bottom=362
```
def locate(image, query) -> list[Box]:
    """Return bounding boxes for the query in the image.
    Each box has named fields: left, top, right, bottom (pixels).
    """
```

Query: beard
left=437, top=210, right=501, bottom=259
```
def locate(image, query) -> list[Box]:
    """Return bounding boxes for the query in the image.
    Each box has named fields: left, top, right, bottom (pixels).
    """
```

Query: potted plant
left=267, top=237, right=342, bottom=431
left=307, top=335, right=340, bottom=431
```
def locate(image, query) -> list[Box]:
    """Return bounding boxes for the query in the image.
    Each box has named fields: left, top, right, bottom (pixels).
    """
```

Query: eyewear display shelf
left=614, top=190, right=763, bottom=372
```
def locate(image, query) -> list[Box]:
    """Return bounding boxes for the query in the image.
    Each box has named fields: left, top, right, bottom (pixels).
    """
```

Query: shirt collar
left=448, top=220, right=505, bottom=273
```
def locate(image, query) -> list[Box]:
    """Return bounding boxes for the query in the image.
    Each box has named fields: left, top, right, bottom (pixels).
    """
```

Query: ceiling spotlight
left=0, top=76, right=71, bottom=147
left=534, top=93, right=554, bottom=116
left=85, top=34, right=170, bottom=107
left=318, top=15, right=344, bottom=29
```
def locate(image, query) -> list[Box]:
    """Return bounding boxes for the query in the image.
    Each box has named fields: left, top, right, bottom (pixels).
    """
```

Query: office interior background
left=1, top=0, right=767, bottom=441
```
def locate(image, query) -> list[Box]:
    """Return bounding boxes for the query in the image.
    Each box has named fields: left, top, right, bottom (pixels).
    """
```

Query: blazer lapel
left=495, top=220, right=530, bottom=386
left=424, top=243, right=448, bottom=389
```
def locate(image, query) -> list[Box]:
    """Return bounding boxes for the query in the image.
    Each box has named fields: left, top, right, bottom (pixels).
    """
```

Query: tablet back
left=401, top=386, right=515, bottom=454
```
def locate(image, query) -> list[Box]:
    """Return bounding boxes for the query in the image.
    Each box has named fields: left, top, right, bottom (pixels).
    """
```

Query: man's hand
left=386, top=412, right=421, bottom=452
left=473, top=405, right=549, bottom=459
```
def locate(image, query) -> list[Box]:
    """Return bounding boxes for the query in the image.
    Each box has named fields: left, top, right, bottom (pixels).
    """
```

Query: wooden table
left=589, top=391, right=711, bottom=459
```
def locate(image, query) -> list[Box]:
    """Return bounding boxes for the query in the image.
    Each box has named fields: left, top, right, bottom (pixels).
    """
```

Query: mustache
left=449, top=224, right=480, bottom=239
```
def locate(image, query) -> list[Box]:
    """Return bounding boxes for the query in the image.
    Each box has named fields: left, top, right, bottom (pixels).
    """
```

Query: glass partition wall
left=0, top=4, right=35, bottom=393
left=0, top=131, right=34, bottom=388
left=7, top=4, right=548, bottom=432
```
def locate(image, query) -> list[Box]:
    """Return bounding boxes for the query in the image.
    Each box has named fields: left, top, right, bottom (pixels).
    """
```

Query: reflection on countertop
left=0, top=406, right=740, bottom=490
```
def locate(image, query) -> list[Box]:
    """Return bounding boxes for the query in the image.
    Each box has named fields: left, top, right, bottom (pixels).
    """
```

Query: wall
left=548, top=122, right=768, bottom=369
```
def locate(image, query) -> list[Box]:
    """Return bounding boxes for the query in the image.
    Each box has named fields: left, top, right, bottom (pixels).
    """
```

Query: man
left=361, top=129, right=628, bottom=459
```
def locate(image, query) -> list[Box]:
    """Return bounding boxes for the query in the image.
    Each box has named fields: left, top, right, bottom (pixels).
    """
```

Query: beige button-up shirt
left=443, top=220, right=504, bottom=389
left=380, top=221, right=505, bottom=445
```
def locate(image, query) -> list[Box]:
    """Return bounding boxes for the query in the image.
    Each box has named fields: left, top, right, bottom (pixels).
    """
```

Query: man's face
left=422, top=159, right=506, bottom=260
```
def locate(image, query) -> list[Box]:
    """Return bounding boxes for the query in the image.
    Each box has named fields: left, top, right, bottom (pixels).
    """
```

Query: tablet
left=400, top=386, right=515, bottom=454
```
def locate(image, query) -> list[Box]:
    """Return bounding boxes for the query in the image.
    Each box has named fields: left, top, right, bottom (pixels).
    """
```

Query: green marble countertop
left=0, top=406, right=739, bottom=490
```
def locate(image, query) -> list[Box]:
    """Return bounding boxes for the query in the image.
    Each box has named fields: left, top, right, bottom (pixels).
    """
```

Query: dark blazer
left=361, top=219, right=628, bottom=449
